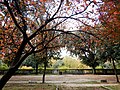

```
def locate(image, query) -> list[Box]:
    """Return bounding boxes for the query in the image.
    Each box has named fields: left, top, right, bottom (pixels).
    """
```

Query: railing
left=0, top=69, right=120, bottom=75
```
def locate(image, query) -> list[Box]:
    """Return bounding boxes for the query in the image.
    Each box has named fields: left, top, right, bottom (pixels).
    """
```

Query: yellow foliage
left=20, top=66, right=33, bottom=69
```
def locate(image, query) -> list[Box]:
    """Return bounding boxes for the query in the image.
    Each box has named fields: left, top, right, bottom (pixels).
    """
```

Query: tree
left=62, top=56, right=89, bottom=69
left=80, top=49, right=99, bottom=74
left=22, top=53, right=44, bottom=75
left=43, top=48, right=63, bottom=83
left=52, top=60, right=64, bottom=68
left=98, top=0, right=120, bottom=44
left=66, top=32, right=102, bottom=74
left=97, top=0, right=120, bottom=82
left=0, top=0, right=100, bottom=89
left=101, top=44, right=120, bottom=82
left=22, top=54, right=41, bottom=68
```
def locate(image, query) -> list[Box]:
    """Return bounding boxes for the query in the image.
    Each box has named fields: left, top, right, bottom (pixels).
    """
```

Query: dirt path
left=2, top=74, right=119, bottom=87
left=8, top=75, right=120, bottom=83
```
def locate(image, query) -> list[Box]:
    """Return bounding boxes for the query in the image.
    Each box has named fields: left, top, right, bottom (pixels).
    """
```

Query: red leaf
left=40, top=0, right=47, bottom=2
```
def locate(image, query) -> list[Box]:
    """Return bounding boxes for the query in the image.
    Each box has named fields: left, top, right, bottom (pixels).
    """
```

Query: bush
left=0, top=60, right=9, bottom=70
left=0, top=64, right=8, bottom=70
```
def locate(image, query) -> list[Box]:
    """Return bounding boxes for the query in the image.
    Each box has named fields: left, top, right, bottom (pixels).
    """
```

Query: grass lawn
left=3, top=83, right=120, bottom=90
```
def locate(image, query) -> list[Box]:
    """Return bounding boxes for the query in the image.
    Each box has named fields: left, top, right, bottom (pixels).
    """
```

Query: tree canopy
left=0, top=0, right=120, bottom=89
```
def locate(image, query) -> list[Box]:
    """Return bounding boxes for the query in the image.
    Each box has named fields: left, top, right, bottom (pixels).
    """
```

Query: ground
left=1, top=74, right=120, bottom=90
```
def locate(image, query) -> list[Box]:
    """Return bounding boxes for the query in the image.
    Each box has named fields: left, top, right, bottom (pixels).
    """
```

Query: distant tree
left=66, top=31, right=102, bottom=74
left=42, top=49, right=62, bottom=83
left=62, top=56, right=88, bottom=69
left=116, top=61, right=120, bottom=69
left=80, top=48, right=99, bottom=74
left=102, top=61, right=113, bottom=69
left=52, top=60, right=64, bottom=68
left=22, top=54, right=42, bottom=68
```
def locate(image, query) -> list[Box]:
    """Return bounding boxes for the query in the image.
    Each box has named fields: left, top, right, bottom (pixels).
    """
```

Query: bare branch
left=51, top=0, right=64, bottom=18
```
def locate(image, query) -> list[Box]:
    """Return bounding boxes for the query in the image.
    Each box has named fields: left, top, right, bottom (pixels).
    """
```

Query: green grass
left=58, top=86, right=106, bottom=90
left=102, top=85, right=120, bottom=90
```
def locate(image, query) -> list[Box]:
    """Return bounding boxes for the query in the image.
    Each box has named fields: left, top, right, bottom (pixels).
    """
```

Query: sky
left=60, top=47, right=79, bottom=60
left=60, top=48, right=70, bottom=57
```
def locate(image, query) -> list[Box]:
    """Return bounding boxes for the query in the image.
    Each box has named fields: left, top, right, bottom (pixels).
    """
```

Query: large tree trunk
left=0, top=51, right=29, bottom=89
left=0, top=40, right=28, bottom=89
left=0, top=53, right=29, bottom=89
left=0, top=56, right=26, bottom=90
left=0, top=67, right=18, bottom=89
left=112, top=59, right=119, bottom=83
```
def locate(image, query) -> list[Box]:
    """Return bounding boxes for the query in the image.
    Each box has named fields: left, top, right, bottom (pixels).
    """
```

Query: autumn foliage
left=0, top=0, right=120, bottom=89
left=98, top=0, right=120, bottom=44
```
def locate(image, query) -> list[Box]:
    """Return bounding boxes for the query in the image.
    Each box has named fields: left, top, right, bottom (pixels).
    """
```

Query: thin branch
left=70, top=1, right=94, bottom=17
left=34, top=34, right=62, bottom=53
left=52, top=18, right=68, bottom=29
left=46, top=45, right=64, bottom=50
left=51, top=0, right=64, bottom=18
left=39, top=28, right=99, bottom=40
left=14, top=0, right=27, bottom=31
left=28, top=0, right=98, bottom=42
left=0, top=2, right=5, bottom=5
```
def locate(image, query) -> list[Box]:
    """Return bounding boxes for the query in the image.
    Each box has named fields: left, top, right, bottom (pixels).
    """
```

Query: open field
left=1, top=75, right=120, bottom=90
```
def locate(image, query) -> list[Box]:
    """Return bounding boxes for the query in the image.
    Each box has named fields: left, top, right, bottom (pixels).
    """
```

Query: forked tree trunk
left=112, top=59, right=119, bottom=83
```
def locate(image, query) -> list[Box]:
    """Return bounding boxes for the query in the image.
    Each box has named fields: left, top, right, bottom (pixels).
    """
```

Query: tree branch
left=51, top=0, right=64, bottom=18
left=14, top=0, right=27, bottom=31
left=4, top=0, right=23, bottom=34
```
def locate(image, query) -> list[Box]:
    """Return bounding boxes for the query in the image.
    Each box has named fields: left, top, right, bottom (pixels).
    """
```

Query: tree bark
left=112, top=59, right=119, bottom=83
left=0, top=43, right=31, bottom=90
left=92, top=65, right=96, bottom=74
left=36, top=63, right=38, bottom=75
left=0, top=66, right=19, bottom=90
left=42, top=61, right=47, bottom=83
left=0, top=53, right=29, bottom=89
left=42, top=48, right=48, bottom=83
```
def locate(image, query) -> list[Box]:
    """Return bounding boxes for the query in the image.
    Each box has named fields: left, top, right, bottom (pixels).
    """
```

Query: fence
left=0, top=69, right=120, bottom=75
